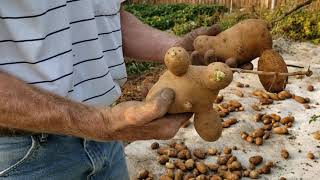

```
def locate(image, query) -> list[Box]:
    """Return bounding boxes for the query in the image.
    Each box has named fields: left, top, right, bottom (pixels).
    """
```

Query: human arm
left=120, top=10, right=221, bottom=63
left=0, top=71, right=191, bottom=141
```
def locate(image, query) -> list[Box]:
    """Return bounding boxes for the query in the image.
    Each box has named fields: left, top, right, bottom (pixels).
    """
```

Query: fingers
left=206, top=24, right=222, bottom=36
left=191, top=51, right=205, bottom=65
left=125, top=88, right=175, bottom=124
left=146, top=113, right=193, bottom=140
left=116, top=113, right=193, bottom=141
left=240, top=62, right=254, bottom=70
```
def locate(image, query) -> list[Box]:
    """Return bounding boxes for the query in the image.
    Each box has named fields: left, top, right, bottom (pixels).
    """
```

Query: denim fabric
left=0, top=135, right=129, bottom=180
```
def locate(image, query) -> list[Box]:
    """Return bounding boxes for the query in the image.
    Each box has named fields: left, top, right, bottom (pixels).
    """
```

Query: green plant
left=309, top=114, right=320, bottom=124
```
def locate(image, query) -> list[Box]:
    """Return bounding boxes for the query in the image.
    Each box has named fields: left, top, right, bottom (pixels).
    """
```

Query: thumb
left=130, top=88, right=175, bottom=124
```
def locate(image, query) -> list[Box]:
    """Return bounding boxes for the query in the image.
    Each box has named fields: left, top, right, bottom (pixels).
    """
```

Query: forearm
left=121, top=10, right=180, bottom=63
left=0, top=71, right=109, bottom=139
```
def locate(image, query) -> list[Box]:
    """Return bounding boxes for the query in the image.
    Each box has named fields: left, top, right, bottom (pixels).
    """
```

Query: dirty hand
left=98, top=88, right=192, bottom=141
left=174, top=24, right=221, bottom=53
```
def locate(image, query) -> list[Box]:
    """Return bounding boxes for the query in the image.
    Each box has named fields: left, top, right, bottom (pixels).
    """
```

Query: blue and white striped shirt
left=0, top=0, right=127, bottom=106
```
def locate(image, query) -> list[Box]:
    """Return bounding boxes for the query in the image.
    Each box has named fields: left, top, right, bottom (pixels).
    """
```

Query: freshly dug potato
left=137, top=169, right=149, bottom=179
left=185, top=159, right=195, bottom=170
left=193, top=148, right=207, bottom=159
left=249, top=156, right=263, bottom=166
left=273, top=127, right=288, bottom=135
left=147, top=47, right=233, bottom=141
left=312, top=131, right=320, bottom=140
left=258, top=50, right=288, bottom=93
left=195, top=162, right=208, bottom=174
left=281, top=149, right=289, bottom=159
left=194, top=19, right=272, bottom=67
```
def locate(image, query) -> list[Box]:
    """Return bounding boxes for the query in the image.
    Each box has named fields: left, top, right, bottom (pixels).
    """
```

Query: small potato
left=151, top=142, right=160, bottom=150
left=312, top=131, right=320, bottom=140
left=255, top=137, right=263, bottom=145
left=166, top=162, right=175, bottom=169
left=207, top=163, right=219, bottom=171
left=221, top=171, right=240, bottom=180
left=175, top=143, right=188, bottom=151
left=243, top=170, right=250, bottom=177
left=158, top=155, right=169, bottom=165
left=165, top=169, right=175, bottom=178
left=175, top=159, right=187, bottom=171
left=193, top=148, right=207, bottom=159
left=277, top=91, right=292, bottom=100
left=207, top=148, right=218, bottom=156
left=280, top=116, right=294, bottom=125
left=227, top=161, right=242, bottom=171
left=223, top=147, right=232, bottom=154
left=178, top=150, right=192, bottom=160
left=160, top=175, right=173, bottom=180
left=258, top=165, right=271, bottom=174
left=246, top=136, right=254, bottom=143
left=196, top=162, right=208, bottom=174
left=281, top=149, right=289, bottom=159
left=215, top=95, right=224, bottom=103
left=175, top=169, right=184, bottom=180
left=210, top=175, right=222, bottom=180
left=249, top=156, right=263, bottom=165
left=217, top=155, right=232, bottom=165
left=185, top=159, right=195, bottom=170
left=227, top=156, right=237, bottom=165
left=137, top=169, right=149, bottom=179
left=252, top=128, right=265, bottom=138
left=273, top=127, right=288, bottom=135
left=183, top=173, right=195, bottom=180
left=307, top=152, right=315, bottom=160
left=249, top=170, right=259, bottom=179
left=240, top=131, right=248, bottom=139
left=307, top=85, right=314, bottom=91
left=229, top=100, right=242, bottom=108
left=195, top=175, right=207, bottom=180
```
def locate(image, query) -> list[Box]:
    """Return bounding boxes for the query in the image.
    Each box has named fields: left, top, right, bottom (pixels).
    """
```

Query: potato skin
left=147, top=64, right=231, bottom=113
left=193, top=19, right=272, bottom=66
left=258, top=50, right=288, bottom=93
left=165, top=47, right=191, bottom=76
left=146, top=62, right=232, bottom=142
left=194, top=110, right=222, bottom=142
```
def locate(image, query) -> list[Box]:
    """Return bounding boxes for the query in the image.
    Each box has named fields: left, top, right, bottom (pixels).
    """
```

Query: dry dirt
left=123, top=38, right=320, bottom=180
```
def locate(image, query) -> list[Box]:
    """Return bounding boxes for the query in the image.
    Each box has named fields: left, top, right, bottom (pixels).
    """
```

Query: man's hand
left=174, top=24, right=221, bottom=52
left=97, top=88, right=192, bottom=141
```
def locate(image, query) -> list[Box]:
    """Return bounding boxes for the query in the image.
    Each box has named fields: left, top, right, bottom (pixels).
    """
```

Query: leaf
left=309, top=114, right=320, bottom=124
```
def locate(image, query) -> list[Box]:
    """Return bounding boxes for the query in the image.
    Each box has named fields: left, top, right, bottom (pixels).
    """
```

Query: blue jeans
left=0, top=135, right=129, bottom=180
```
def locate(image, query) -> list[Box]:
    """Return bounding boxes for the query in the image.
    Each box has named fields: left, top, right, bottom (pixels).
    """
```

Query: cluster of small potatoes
left=240, top=113, right=294, bottom=146
left=136, top=141, right=279, bottom=180
left=251, top=89, right=311, bottom=111
left=214, top=99, right=245, bottom=118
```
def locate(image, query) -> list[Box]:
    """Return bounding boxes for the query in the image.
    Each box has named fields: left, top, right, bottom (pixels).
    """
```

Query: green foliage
left=124, top=4, right=227, bottom=34
left=126, top=61, right=158, bottom=76
left=270, top=9, right=320, bottom=44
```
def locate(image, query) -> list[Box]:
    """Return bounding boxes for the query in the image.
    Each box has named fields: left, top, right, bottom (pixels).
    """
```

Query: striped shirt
left=0, top=0, right=127, bottom=106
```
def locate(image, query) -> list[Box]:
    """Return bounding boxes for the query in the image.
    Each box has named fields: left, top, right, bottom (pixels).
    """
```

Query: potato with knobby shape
left=146, top=47, right=233, bottom=141
left=193, top=19, right=273, bottom=68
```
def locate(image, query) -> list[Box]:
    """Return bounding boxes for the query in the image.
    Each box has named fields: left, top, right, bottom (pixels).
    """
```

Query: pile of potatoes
left=214, top=99, right=244, bottom=118
left=240, top=113, right=294, bottom=146
left=136, top=141, right=279, bottom=180
left=251, top=89, right=311, bottom=110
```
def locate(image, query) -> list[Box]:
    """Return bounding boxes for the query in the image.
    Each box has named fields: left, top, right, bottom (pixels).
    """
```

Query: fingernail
left=161, top=88, right=175, bottom=101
